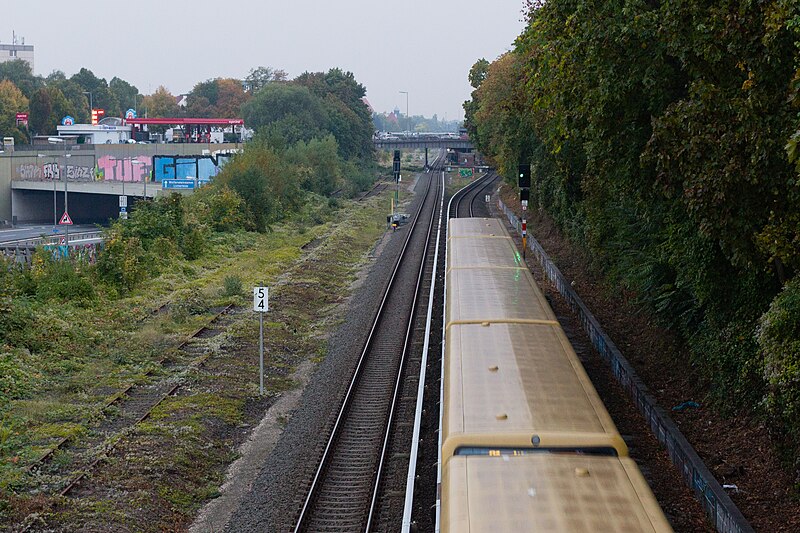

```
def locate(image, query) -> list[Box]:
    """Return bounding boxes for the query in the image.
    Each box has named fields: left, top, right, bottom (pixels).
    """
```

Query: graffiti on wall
left=67, top=165, right=94, bottom=180
left=16, top=163, right=95, bottom=181
left=43, top=163, right=60, bottom=180
left=96, top=155, right=152, bottom=183
left=153, top=152, right=233, bottom=182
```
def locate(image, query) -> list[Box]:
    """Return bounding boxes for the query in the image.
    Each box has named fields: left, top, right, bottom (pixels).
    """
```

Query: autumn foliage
left=466, top=0, right=800, bottom=469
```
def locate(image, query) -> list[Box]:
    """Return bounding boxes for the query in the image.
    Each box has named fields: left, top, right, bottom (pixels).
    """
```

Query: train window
left=453, top=446, right=618, bottom=457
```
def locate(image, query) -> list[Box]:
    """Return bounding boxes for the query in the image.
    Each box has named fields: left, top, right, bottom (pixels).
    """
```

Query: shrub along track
left=496, top=184, right=800, bottom=532
left=8, top=195, right=389, bottom=532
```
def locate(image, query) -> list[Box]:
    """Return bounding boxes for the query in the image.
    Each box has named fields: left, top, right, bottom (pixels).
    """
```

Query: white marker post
left=253, top=286, right=269, bottom=394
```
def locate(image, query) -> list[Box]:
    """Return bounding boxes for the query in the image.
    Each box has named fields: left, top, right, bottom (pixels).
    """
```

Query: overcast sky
left=2, top=1, right=526, bottom=121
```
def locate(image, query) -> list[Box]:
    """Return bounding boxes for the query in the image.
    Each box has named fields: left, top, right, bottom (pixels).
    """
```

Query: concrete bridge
left=373, top=135, right=475, bottom=169
left=1, top=137, right=474, bottom=226
left=0, top=143, right=240, bottom=225
left=373, top=135, right=474, bottom=151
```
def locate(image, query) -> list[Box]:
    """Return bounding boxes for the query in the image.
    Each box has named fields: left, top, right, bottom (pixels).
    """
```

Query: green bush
left=0, top=297, right=35, bottom=348
left=171, top=289, right=209, bottom=323
left=191, top=186, right=251, bottom=232
left=0, top=349, right=33, bottom=405
left=691, top=318, right=765, bottom=411
left=180, top=224, right=208, bottom=261
left=758, top=277, right=800, bottom=466
left=95, top=229, right=147, bottom=292
left=29, top=250, right=95, bottom=303
left=221, top=275, right=243, bottom=297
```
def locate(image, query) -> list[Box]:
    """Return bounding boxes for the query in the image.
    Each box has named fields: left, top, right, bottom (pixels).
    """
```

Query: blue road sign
left=162, top=179, right=195, bottom=189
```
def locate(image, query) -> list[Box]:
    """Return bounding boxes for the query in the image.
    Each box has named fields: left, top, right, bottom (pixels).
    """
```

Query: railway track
left=390, top=170, right=502, bottom=532
left=293, top=155, right=444, bottom=532
left=19, top=304, right=237, bottom=528
left=451, top=170, right=497, bottom=218
left=356, top=178, right=391, bottom=202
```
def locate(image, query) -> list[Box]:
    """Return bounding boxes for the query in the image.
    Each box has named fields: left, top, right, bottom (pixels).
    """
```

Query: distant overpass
left=373, top=136, right=474, bottom=151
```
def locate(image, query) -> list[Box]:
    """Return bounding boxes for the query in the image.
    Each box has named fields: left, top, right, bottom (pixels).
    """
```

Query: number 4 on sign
left=253, top=286, right=269, bottom=312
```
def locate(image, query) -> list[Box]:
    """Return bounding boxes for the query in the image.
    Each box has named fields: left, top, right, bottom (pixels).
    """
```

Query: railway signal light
left=520, top=188, right=530, bottom=202
left=518, top=163, right=531, bottom=189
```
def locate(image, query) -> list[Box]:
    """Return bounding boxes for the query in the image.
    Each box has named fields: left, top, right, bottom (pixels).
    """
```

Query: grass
left=0, top=192, right=388, bottom=530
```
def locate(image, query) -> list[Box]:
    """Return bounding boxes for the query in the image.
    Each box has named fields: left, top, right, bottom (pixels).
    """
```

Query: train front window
left=453, top=446, right=618, bottom=457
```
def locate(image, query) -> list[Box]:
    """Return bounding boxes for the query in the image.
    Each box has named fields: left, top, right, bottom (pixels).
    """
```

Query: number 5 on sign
left=253, top=286, right=269, bottom=312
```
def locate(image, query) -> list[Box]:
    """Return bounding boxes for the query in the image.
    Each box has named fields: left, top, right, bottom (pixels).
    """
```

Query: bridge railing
left=0, top=231, right=104, bottom=265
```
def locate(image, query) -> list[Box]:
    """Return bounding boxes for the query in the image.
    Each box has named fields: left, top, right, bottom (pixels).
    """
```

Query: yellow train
left=439, top=217, right=673, bottom=532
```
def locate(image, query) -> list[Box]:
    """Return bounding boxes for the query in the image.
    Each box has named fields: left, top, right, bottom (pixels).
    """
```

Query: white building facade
left=56, top=123, right=134, bottom=145
left=0, top=43, right=34, bottom=70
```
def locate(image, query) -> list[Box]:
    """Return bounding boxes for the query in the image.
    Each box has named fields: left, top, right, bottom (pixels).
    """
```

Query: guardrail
left=0, top=231, right=104, bottom=264
left=498, top=199, right=753, bottom=533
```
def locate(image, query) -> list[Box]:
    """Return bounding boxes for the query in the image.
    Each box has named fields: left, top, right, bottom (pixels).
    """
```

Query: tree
left=214, top=78, right=248, bottom=118
left=45, top=70, right=67, bottom=85
left=186, top=79, right=218, bottom=117
left=245, top=66, right=287, bottom=93
left=465, top=0, right=800, bottom=446
left=109, top=77, right=140, bottom=115
left=52, top=79, right=89, bottom=123
left=294, top=69, right=374, bottom=160
left=468, top=58, right=489, bottom=89
left=0, top=59, right=41, bottom=99
left=28, top=88, right=52, bottom=135
left=185, top=95, right=212, bottom=118
left=143, top=86, right=180, bottom=118
left=70, top=68, right=119, bottom=118
left=0, top=80, right=30, bottom=143
left=242, top=83, right=329, bottom=145
left=43, top=87, right=72, bottom=134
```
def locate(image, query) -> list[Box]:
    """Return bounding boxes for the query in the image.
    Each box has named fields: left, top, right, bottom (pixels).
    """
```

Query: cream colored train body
left=440, top=217, right=672, bottom=532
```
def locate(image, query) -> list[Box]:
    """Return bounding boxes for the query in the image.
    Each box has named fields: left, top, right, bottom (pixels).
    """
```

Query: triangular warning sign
left=59, top=212, right=73, bottom=225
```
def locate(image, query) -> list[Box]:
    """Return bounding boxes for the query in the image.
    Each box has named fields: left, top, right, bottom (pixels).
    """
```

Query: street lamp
left=37, top=153, right=59, bottom=230
left=48, top=137, right=70, bottom=248
left=399, top=91, right=409, bottom=136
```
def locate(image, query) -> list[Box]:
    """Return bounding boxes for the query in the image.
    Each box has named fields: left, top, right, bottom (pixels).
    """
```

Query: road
left=0, top=224, right=102, bottom=244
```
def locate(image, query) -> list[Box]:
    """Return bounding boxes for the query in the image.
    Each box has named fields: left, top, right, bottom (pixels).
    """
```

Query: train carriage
left=442, top=453, right=673, bottom=532
left=439, top=217, right=672, bottom=532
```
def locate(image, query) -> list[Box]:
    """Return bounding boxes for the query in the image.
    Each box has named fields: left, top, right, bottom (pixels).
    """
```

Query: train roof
left=442, top=321, right=626, bottom=458
left=448, top=217, right=508, bottom=239
left=447, top=218, right=555, bottom=323
left=443, top=217, right=626, bottom=457
left=441, top=454, right=673, bottom=532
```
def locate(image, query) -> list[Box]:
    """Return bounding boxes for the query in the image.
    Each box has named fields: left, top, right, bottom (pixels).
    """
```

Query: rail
left=401, top=170, right=446, bottom=532
left=293, top=156, right=442, bottom=531
left=498, top=199, right=754, bottom=533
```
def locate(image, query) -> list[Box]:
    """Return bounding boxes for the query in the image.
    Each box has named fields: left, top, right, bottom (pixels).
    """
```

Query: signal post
left=518, top=163, right=531, bottom=259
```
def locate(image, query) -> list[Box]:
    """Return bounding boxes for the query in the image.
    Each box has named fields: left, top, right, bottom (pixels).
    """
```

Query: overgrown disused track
left=293, top=157, right=444, bottom=532
left=19, top=304, right=236, bottom=530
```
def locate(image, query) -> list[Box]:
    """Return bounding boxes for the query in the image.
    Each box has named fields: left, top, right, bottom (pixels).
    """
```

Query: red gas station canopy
left=125, top=118, right=245, bottom=126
